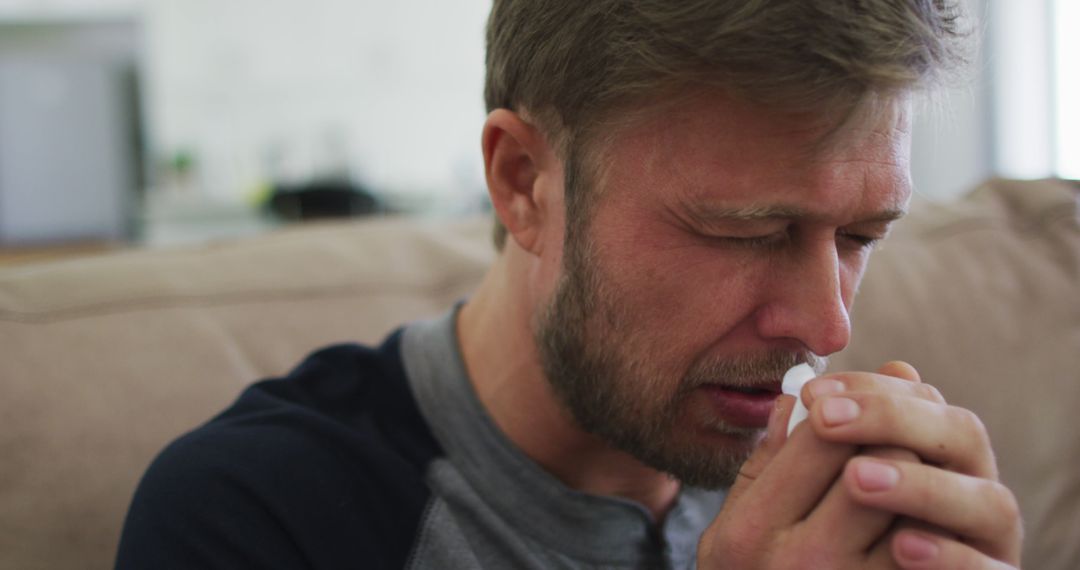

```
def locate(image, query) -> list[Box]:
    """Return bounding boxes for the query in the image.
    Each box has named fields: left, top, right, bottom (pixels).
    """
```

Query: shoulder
left=117, top=331, right=443, bottom=569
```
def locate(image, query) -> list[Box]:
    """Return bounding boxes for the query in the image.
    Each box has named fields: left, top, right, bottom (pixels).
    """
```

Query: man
left=118, top=1, right=1022, bottom=568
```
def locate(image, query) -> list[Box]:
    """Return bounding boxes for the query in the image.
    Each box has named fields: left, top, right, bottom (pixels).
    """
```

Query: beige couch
left=1, top=178, right=1076, bottom=570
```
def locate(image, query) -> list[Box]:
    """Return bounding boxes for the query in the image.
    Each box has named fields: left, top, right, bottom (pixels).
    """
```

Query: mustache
left=681, top=350, right=827, bottom=391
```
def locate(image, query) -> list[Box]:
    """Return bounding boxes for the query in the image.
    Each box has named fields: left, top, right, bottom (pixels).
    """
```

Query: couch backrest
left=1, top=179, right=1077, bottom=569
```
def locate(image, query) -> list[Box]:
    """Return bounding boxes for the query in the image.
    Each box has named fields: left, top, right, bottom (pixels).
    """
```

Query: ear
left=482, top=109, right=561, bottom=255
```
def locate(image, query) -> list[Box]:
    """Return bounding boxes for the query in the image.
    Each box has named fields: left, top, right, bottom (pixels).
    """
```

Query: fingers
left=802, top=371, right=946, bottom=410
left=794, top=363, right=994, bottom=478
left=726, top=394, right=794, bottom=504
left=807, top=392, right=997, bottom=478
left=795, top=363, right=1018, bottom=566
left=844, top=457, right=1023, bottom=564
left=720, top=394, right=856, bottom=532
left=800, top=446, right=917, bottom=554
left=702, top=395, right=797, bottom=564
left=891, top=530, right=1019, bottom=570
left=712, top=360, right=1019, bottom=570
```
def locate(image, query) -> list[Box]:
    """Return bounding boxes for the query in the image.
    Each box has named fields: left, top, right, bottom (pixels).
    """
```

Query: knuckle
left=708, top=515, right=767, bottom=563
left=917, top=382, right=946, bottom=403
left=988, top=481, right=1023, bottom=534
left=909, top=472, right=938, bottom=506
left=952, top=406, right=990, bottom=447
left=871, top=393, right=903, bottom=430
left=909, top=535, right=979, bottom=570
left=966, top=478, right=1023, bottom=540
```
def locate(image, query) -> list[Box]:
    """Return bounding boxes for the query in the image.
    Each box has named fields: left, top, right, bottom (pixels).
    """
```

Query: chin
left=630, top=424, right=764, bottom=489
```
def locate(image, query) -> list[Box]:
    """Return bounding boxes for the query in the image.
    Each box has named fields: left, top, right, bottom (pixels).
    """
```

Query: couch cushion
left=829, top=178, right=1080, bottom=570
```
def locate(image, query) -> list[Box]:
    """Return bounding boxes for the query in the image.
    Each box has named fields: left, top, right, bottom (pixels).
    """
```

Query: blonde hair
left=485, top=0, right=969, bottom=249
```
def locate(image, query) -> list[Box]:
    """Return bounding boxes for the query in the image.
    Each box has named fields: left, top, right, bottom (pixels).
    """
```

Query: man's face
left=534, top=93, right=911, bottom=488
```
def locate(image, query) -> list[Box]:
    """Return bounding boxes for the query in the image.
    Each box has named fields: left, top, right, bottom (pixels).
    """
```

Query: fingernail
left=808, top=379, right=845, bottom=398
left=896, top=532, right=939, bottom=562
left=855, top=460, right=900, bottom=492
left=821, top=397, right=860, bottom=426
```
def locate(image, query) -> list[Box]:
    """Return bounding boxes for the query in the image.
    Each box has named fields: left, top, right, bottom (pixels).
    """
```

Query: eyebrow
left=685, top=203, right=907, bottom=225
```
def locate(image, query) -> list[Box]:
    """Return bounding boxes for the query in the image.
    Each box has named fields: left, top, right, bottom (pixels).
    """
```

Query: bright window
left=1056, top=0, right=1080, bottom=178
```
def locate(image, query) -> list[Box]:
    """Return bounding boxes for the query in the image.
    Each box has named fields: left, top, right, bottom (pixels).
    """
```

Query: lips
left=699, top=382, right=781, bottom=428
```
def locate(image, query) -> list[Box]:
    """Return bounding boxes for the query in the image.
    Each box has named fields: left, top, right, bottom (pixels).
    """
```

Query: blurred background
left=0, top=0, right=1074, bottom=262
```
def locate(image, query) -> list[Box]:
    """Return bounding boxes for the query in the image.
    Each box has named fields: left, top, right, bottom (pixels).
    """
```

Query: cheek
left=531, top=216, right=570, bottom=304
left=841, top=257, right=869, bottom=306
left=603, top=239, right=767, bottom=350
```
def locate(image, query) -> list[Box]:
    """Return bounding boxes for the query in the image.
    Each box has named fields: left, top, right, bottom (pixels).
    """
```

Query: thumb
left=725, top=394, right=795, bottom=506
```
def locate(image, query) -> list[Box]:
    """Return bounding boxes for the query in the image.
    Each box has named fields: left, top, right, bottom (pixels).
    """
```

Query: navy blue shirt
left=116, top=331, right=442, bottom=569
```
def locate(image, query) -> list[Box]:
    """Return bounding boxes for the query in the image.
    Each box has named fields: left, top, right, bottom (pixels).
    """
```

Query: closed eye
left=717, top=233, right=789, bottom=249
left=838, top=231, right=882, bottom=249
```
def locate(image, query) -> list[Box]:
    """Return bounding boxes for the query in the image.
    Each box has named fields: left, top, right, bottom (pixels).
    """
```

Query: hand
left=697, top=361, right=1022, bottom=569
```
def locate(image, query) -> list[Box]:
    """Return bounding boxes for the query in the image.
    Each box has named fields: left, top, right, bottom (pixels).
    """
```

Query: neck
left=456, top=251, right=681, bottom=522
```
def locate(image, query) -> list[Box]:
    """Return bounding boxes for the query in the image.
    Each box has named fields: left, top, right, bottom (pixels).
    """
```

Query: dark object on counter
left=268, top=180, right=379, bottom=221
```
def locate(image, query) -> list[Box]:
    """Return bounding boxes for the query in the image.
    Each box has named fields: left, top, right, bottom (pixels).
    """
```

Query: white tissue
left=782, top=363, right=816, bottom=436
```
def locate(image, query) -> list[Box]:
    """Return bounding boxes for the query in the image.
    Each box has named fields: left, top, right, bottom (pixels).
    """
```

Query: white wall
left=905, top=0, right=1068, bottom=201
left=989, top=0, right=1056, bottom=180
left=1054, top=0, right=1080, bottom=179
left=909, top=82, right=994, bottom=201
left=2, top=0, right=492, bottom=204
left=141, top=0, right=492, bottom=203
left=908, top=0, right=994, bottom=201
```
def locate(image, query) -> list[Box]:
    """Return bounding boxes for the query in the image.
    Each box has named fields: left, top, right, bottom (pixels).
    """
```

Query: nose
left=755, top=241, right=853, bottom=356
